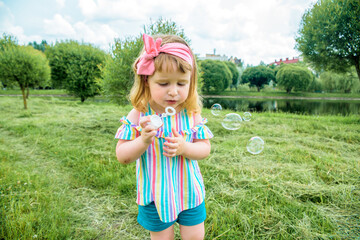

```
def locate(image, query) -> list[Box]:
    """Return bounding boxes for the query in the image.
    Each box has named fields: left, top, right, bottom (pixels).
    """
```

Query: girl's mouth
left=166, top=100, right=177, bottom=105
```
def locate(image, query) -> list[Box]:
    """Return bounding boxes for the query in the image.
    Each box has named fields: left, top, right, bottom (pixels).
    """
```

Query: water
left=203, top=97, right=360, bottom=115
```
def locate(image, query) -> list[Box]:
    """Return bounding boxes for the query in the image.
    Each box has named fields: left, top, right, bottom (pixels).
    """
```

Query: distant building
left=197, top=48, right=230, bottom=61
left=196, top=49, right=242, bottom=66
left=228, top=56, right=242, bottom=66
left=269, top=56, right=303, bottom=66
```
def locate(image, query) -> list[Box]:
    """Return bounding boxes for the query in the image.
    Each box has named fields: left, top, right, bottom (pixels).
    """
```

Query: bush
left=241, top=66, right=275, bottom=92
left=199, top=60, right=232, bottom=93
left=276, top=65, right=313, bottom=93
left=320, top=69, right=359, bottom=93
left=46, top=41, right=106, bottom=102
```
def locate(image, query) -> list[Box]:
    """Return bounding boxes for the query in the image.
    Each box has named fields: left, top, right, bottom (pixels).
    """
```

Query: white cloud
left=42, top=12, right=119, bottom=50
left=44, top=14, right=76, bottom=37
left=78, top=0, right=148, bottom=21
left=73, top=21, right=118, bottom=50
left=56, top=0, right=66, bottom=8
left=179, top=0, right=316, bottom=65
left=0, top=1, right=42, bottom=45
left=2, top=0, right=318, bottom=65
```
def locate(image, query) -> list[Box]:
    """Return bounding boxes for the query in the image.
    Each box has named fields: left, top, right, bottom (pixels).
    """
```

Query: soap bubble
left=246, top=136, right=265, bottom=154
left=221, top=113, right=242, bottom=130
left=211, top=103, right=222, bottom=116
left=243, top=112, right=252, bottom=121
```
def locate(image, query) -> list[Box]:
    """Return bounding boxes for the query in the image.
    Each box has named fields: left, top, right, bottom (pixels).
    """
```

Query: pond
left=203, top=97, right=360, bottom=116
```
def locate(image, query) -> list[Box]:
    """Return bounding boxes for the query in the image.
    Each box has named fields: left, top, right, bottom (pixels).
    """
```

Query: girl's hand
left=163, top=128, right=186, bottom=157
left=139, top=116, right=157, bottom=145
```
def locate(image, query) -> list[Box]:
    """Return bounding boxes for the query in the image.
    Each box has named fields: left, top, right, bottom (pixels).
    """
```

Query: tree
left=101, top=36, right=143, bottom=104
left=307, top=77, right=323, bottom=93
left=46, top=40, right=106, bottom=101
left=0, top=33, right=18, bottom=51
left=276, top=65, right=313, bottom=93
left=45, top=40, right=76, bottom=89
left=64, top=43, right=106, bottom=102
left=320, top=68, right=359, bottom=93
left=0, top=45, right=50, bottom=109
left=0, top=33, right=18, bottom=88
left=224, top=61, right=240, bottom=90
left=28, top=40, right=48, bottom=52
left=296, top=0, right=360, bottom=82
left=101, top=17, right=190, bottom=104
left=143, top=17, right=191, bottom=45
left=241, top=66, right=275, bottom=92
left=199, top=60, right=232, bottom=93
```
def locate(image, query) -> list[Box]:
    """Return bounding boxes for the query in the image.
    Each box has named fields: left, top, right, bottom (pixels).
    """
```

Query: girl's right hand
left=139, top=116, right=157, bottom=145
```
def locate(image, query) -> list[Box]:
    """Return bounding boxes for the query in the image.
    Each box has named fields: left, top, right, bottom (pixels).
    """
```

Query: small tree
left=65, top=44, right=106, bottom=102
left=0, top=33, right=18, bottom=88
left=28, top=40, right=48, bottom=52
left=224, top=61, right=240, bottom=90
left=276, top=65, right=313, bottom=93
left=143, top=17, right=191, bottom=45
left=0, top=33, right=18, bottom=51
left=199, top=60, right=232, bottom=93
left=241, top=66, right=275, bottom=92
left=320, top=69, right=359, bottom=93
left=307, top=77, right=323, bottom=93
left=0, top=45, right=50, bottom=109
left=46, top=40, right=106, bottom=102
left=45, top=40, right=76, bottom=89
left=101, top=36, right=143, bottom=104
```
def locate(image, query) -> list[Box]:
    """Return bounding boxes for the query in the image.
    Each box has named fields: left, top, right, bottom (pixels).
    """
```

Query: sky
left=0, top=0, right=317, bottom=66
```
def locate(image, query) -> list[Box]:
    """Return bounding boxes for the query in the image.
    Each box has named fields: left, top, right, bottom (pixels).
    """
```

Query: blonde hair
left=130, top=34, right=202, bottom=114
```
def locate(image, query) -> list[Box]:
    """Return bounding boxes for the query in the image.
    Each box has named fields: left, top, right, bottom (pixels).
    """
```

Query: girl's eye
left=178, top=83, right=186, bottom=86
left=159, top=83, right=168, bottom=86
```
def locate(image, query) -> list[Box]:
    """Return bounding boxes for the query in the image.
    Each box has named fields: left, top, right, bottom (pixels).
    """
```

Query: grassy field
left=0, top=96, right=359, bottom=239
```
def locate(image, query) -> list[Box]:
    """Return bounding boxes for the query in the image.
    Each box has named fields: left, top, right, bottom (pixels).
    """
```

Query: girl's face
left=147, top=65, right=191, bottom=114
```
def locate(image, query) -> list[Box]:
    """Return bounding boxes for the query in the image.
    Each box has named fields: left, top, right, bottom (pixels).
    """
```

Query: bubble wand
left=149, top=106, right=176, bottom=129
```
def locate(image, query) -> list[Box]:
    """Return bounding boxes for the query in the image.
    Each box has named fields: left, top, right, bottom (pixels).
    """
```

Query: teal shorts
left=137, top=201, right=206, bottom=232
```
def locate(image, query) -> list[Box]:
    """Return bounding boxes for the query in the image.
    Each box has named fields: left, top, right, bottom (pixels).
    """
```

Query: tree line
left=0, top=0, right=359, bottom=109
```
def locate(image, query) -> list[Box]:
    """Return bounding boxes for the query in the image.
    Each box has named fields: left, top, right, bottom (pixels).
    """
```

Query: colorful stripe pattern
left=115, top=105, right=213, bottom=223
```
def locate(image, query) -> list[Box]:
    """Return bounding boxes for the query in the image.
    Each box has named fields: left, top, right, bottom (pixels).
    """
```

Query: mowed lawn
left=0, top=96, right=359, bottom=239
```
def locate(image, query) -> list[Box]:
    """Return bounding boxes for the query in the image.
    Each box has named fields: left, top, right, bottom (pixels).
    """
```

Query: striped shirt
left=115, top=105, right=213, bottom=223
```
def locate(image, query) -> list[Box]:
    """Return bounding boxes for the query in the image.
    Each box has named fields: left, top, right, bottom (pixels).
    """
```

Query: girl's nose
left=168, top=87, right=178, bottom=96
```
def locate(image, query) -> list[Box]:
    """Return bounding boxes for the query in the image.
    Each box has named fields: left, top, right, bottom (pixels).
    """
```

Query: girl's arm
left=116, top=109, right=156, bottom=164
left=163, top=114, right=211, bottom=160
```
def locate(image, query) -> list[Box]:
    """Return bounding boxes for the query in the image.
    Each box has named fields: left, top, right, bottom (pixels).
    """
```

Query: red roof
left=269, top=57, right=299, bottom=66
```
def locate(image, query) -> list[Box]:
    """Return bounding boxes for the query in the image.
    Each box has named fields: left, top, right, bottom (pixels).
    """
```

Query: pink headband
left=136, top=34, right=193, bottom=75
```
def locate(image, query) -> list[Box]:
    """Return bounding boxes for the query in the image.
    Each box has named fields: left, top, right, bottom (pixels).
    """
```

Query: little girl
left=115, top=33, right=213, bottom=240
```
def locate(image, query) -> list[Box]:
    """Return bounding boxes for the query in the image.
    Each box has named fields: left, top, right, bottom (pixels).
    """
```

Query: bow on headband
left=136, top=34, right=193, bottom=75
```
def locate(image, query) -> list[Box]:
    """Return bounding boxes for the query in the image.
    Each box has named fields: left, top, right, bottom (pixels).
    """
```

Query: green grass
left=1, top=96, right=359, bottom=239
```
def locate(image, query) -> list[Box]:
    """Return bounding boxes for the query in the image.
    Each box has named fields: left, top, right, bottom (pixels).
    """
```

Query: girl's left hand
left=163, top=128, right=185, bottom=157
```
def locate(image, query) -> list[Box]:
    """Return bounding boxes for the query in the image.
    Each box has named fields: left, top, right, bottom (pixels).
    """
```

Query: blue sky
left=0, top=0, right=317, bottom=65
